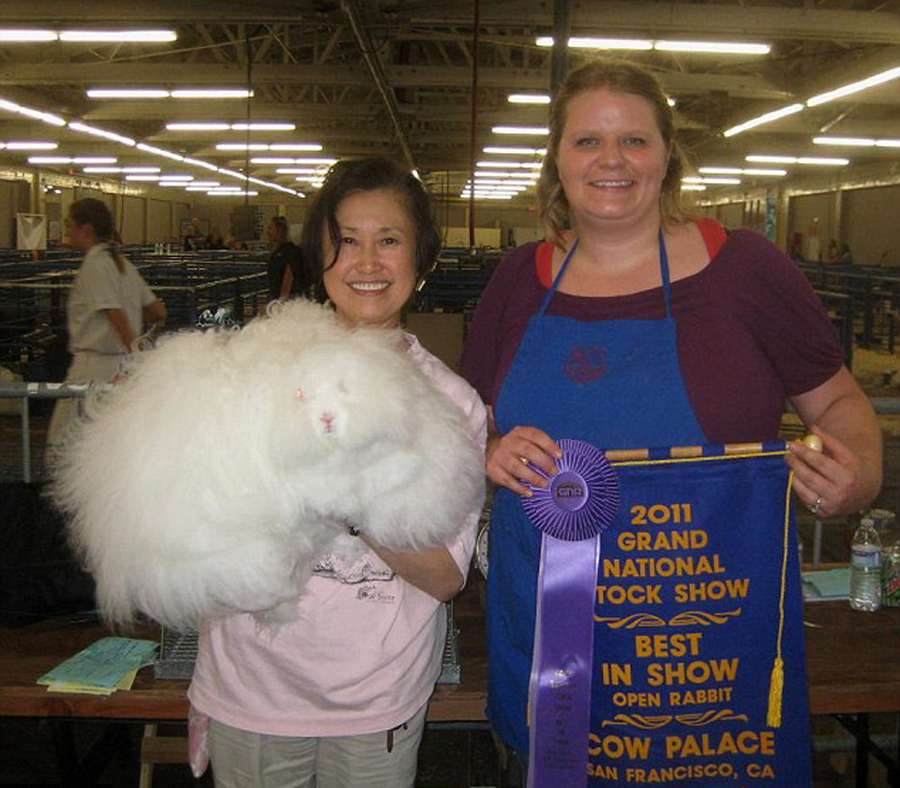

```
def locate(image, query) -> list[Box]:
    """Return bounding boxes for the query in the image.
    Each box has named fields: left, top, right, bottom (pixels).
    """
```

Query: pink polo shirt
left=188, top=335, right=487, bottom=736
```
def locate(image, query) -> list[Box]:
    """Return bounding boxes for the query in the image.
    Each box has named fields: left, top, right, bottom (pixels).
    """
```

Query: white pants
left=207, top=703, right=428, bottom=788
left=46, top=351, right=123, bottom=447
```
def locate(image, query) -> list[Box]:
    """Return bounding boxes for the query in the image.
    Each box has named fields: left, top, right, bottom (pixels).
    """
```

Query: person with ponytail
left=47, top=198, right=166, bottom=446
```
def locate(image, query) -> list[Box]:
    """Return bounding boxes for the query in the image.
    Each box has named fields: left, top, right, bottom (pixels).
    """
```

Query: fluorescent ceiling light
left=185, top=181, right=219, bottom=188
left=69, top=121, right=135, bottom=146
left=483, top=146, right=546, bottom=155
left=744, top=155, right=795, bottom=164
left=698, top=166, right=787, bottom=176
left=208, top=190, right=258, bottom=196
left=170, top=89, right=253, bottom=99
left=3, top=141, right=58, bottom=150
left=290, top=157, right=336, bottom=165
left=797, top=157, right=850, bottom=165
left=474, top=179, right=537, bottom=186
left=276, top=167, right=324, bottom=175
left=0, top=30, right=58, bottom=41
left=136, top=143, right=184, bottom=161
left=492, top=125, right=549, bottom=135
left=536, top=37, right=768, bottom=54
left=0, top=98, right=66, bottom=127
left=746, top=154, right=849, bottom=166
left=29, top=156, right=114, bottom=164
left=814, top=136, right=900, bottom=148
left=72, top=157, right=117, bottom=164
left=655, top=40, right=770, bottom=54
left=667, top=97, right=676, bottom=107
left=806, top=67, right=900, bottom=107
left=681, top=184, right=707, bottom=191
left=159, top=174, right=193, bottom=181
left=59, top=30, right=177, bottom=42
left=82, top=167, right=122, bottom=173
left=723, top=103, right=804, bottom=138
left=269, top=143, right=323, bottom=151
left=87, top=89, right=168, bottom=99
left=508, top=94, right=551, bottom=104
left=217, top=143, right=269, bottom=151
left=813, top=136, right=874, bottom=146
left=158, top=181, right=186, bottom=187
left=122, top=166, right=161, bottom=173
left=167, top=122, right=229, bottom=131
left=536, top=36, right=653, bottom=50
left=0, top=95, right=300, bottom=199
left=477, top=160, right=542, bottom=169
left=475, top=170, right=535, bottom=179
left=232, top=122, right=295, bottom=131
left=126, top=175, right=160, bottom=181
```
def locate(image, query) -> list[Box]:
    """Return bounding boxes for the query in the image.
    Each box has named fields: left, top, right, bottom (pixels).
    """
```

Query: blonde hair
left=538, top=58, right=691, bottom=245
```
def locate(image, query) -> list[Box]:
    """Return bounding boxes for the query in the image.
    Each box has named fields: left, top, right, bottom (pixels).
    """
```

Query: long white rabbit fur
left=50, top=300, right=485, bottom=630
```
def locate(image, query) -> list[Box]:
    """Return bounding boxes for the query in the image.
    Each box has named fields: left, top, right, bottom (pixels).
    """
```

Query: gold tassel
left=766, top=657, right=784, bottom=728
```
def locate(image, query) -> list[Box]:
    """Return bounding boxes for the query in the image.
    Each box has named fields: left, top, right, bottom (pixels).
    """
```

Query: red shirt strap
left=696, top=217, right=728, bottom=260
left=535, top=219, right=727, bottom=289
left=536, top=241, right=555, bottom=288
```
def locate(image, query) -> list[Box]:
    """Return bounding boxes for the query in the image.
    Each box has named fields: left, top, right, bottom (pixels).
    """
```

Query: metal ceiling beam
left=12, top=0, right=884, bottom=44
left=0, top=0, right=314, bottom=23
left=340, top=0, right=416, bottom=171
left=717, top=46, right=900, bottom=135
left=412, top=1, right=900, bottom=45
left=0, top=62, right=790, bottom=99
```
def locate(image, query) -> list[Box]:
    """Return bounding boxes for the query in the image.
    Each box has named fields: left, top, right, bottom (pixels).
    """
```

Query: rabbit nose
left=320, top=412, right=336, bottom=432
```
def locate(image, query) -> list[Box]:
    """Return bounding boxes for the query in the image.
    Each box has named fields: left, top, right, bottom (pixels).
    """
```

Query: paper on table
left=37, top=637, right=158, bottom=690
left=802, top=568, right=851, bottom=601
left=44, top=668, right=140, bottom=696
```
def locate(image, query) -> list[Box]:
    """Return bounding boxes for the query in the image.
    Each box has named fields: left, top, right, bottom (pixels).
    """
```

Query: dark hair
left=269, top=215, right=288, bottom=244
left=538, top=58, right=690, bottom=245
left=69, top=197, right=126, bottom=273
left=301, top=157, right=441, bottom=302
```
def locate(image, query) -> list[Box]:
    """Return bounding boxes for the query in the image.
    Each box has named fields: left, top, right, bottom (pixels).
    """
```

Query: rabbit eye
left=295, top=387, right=305, bottom=400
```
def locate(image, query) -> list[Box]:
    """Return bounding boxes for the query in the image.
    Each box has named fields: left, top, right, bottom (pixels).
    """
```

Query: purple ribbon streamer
left=524, top=440, right=619, bottom=788
left=528, top=534, right=600, bottom=788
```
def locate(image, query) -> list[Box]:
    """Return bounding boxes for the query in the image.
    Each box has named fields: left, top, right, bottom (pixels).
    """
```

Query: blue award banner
left=585, top=445, right=811, bottom=787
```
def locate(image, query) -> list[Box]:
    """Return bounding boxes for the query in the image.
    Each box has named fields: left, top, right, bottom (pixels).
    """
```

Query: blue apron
left=488, top=234, right=708, bottom=754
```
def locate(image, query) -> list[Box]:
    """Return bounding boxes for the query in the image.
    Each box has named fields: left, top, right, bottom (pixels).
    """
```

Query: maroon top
left=461, top=226, right=843, bottom=443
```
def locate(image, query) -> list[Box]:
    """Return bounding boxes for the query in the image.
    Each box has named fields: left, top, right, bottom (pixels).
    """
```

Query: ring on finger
left=519, top=456, right=529, bottom=466
left=811, top=496, right=823, bottom=515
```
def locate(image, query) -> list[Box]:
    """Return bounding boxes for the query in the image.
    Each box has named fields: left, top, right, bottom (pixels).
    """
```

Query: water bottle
left=849, top=517, right=882, bottom=612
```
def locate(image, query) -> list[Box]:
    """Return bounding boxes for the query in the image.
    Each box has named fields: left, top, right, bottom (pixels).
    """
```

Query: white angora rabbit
left=51, top=300, right=485, bottom=630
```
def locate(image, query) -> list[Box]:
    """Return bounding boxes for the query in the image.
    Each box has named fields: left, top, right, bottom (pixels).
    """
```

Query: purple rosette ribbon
left=522, top=439, right=619, bottom=788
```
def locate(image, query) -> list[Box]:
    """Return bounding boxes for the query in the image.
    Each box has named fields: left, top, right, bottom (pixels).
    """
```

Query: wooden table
left=1, top=588, right=898, bottom=784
